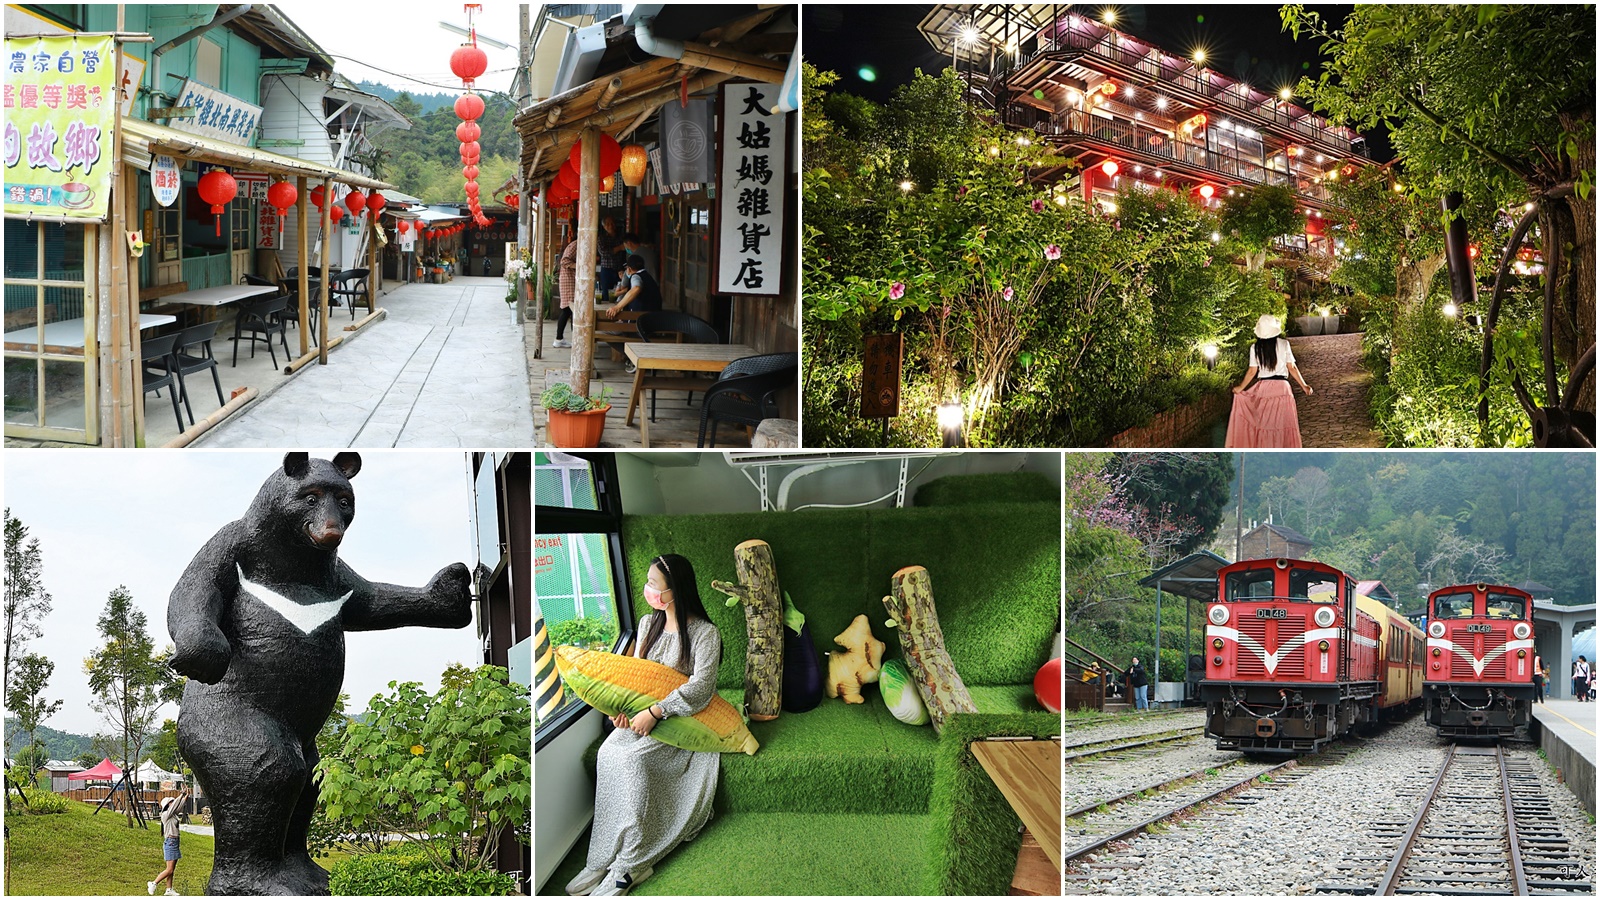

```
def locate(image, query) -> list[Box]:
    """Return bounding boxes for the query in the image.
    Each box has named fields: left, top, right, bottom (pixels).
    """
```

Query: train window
left=1434, top=592, right=1475, bottom=619
left=1288, top=569, right=1339, bottom=603
left=1485, top=593, right=1527, bottom=619
left=1226, top=569, right=1276, bottom=600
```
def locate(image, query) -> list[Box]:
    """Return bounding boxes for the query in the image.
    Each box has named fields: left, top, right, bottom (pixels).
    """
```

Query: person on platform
left=1533, top=653, right=1545, bottom=704
left=1573, top=655, right=1590, bottom=702
left=1127, top=657, right=1150, bottom=711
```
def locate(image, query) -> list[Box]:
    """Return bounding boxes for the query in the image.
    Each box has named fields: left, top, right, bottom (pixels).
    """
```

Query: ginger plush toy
left=825, top=614, right=886, bottom=704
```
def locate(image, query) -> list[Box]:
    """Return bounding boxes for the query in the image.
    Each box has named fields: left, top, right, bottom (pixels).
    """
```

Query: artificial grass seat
left=912, top=472, right=1058, bottom=507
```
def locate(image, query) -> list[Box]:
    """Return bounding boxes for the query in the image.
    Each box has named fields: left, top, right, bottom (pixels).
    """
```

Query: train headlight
left=1209, top=605, right=1229, bottom=626
left=1314, top=607, right=1336, bottom=628
left=1431, top=647, right=1441, bottom=657
left=1318, top=640, right=1329, bottom=652
left=1513, top=622, right=1531, bottom=640
left=1213, top=638, right=1224, bottom=650
left=1517, top=649, right=1526, bottom=658
left=1428, top=621, right=1446, bottom=638
left=1213, top=656, right=1223, bottom=666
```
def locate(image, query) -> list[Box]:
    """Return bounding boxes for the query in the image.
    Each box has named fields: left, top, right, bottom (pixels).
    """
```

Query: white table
left=4, top=314, right=176, bottom=350
left=158, top=284, right=278, bottom=307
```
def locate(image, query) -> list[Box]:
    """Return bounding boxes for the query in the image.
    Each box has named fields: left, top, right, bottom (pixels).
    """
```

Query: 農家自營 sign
left=172, top=79, right=262, bottom=146
left=715, top=82, right=786, bottom=297
left=3, top=34, right=118, bottom=220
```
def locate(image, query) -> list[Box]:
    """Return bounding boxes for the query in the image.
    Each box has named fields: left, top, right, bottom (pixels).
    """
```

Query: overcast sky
left=5, top=450, right=483, bottom=740
left=275, top=1, right=526, bottom=99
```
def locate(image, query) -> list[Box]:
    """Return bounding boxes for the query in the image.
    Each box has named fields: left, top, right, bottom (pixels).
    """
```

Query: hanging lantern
left=620, top=144, right=648, bottom=187
left=329, top=204, right=345, bottom=225
left=366, top=192, right=387, bottom=216
left=1100, top=159, right=1119, bottom=178
left=465, top=181, right=481, bottom=197
left=505, top=192, right=519, bottom=209
left=398, top=219, right=410, bottom=234
left=310, top=184, right=326, bottom=210
left=344, top=187, right=367, bottom=217
left=455, top=121, right=481, bottom=143
left=460, top=141, right=481, bottom=164
left=568, top=132, right=624, bottom=177
left=196, top=169, right=237, bottom=237
left=463, top=164, right=480, bottom=181
left=450, top=43, right=488, bottom=87
left=454, top=92, right=485, bottom=122
left=558, top=160, right=579, bottom=191
left=601, top=175, right=615, bottom=193
left=1198, top=184, right=1215, bottom=200
left=266, top=179, right=297, bottom=237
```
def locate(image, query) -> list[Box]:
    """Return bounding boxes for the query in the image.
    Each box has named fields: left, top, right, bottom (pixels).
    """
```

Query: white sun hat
left=1254, top=314, right=1282, bottom=340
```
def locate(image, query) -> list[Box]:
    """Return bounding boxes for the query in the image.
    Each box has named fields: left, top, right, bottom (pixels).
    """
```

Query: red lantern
left=465, top=181, right=481, bottom=197
left=450, top=44, right=488, bottom=87
left=366, top=192, right=386, bottom=216
left=398, top=220, right=410, bottom=234
left=455, top=121, right=481, bottom=143
left=568, top=132, right=623, bottom=177
left=454, top=92, right=485, bottom=122
left=463, top=164, right=480, bottom=181
left=344, top=187, right=367, bottom=217
left=329, top=204, right=345, bottom=225
left=559, top=161, right=579, bottom=191
left=196, top=169, right=236, bottom=237
left=267, top=179, right=297, bottom=237
left=460, top=141, right=481, bottom=165
left=310, top=184, right=326, bottom=210
left=505, top=192, right=519, bottom=209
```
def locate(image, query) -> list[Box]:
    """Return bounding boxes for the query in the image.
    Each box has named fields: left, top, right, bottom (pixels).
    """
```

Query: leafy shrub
left=547, top=616, right=618, bottom=649
left=6, top=789, right=70, bottom=814
left=330, top=850, right=516, bottom=896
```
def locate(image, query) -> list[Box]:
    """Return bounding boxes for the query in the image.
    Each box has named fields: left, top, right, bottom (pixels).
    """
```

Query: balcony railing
left=1007, top=106, right=1333, bottom=203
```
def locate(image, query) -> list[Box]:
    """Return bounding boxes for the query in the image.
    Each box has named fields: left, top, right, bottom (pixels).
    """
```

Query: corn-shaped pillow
left=554, top=646, right=760, bottom=755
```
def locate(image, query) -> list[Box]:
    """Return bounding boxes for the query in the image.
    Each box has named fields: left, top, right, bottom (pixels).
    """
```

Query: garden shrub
left=547, top=616, right=617, bottom=649
left=6, top=790, right=70, bottom=814
left=329, top=850, right=516, bottom=896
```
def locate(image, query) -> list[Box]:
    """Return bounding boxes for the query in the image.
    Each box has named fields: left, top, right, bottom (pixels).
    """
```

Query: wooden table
left=4, top=314, right=176, bottom=352
left=623, top=342, right=754, bottom=447
left=970, top=738, right=1062, bottom=873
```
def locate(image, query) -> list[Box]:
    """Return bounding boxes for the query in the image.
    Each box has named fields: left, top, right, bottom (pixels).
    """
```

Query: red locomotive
left=1423, top=583, right=1536, bottom=738
left=1200, top=558, right=1425, bottom=753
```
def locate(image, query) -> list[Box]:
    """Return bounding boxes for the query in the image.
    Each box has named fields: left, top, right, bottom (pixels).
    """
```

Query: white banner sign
left=150, top=154, right=180, bottom=207
left=715, top=82, right=785, bottom=296
left=172, top=78, right=262, bottom=145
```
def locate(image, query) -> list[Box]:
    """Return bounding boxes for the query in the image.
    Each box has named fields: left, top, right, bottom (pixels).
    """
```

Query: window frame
left=534, top=452, right=638, bottom=752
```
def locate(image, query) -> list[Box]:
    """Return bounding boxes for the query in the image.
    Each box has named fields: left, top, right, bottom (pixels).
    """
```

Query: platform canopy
left=1138, top=550, right=1228, bottom=600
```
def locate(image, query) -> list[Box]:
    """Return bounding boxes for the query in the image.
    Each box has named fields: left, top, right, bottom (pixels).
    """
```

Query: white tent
left=135, top=760, right=184, bottom=786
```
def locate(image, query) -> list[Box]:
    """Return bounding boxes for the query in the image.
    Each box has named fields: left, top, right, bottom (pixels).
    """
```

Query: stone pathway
left=196, top=277, right=532, bottom=447
left=1288, top=331, right=1385, bottom=447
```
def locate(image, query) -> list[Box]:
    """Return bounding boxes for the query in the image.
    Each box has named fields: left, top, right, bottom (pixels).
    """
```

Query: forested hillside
left=357, top=84, right=520, bottom=204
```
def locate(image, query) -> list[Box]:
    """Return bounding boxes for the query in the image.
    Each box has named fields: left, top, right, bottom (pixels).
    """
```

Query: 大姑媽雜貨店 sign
left=3, top=34, right=119, bottom=221
left=715, top=82, right=786, bottom=297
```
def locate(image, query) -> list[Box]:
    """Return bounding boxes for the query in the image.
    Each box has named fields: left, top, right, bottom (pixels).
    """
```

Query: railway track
left=1062, top=726, right=1207, bottom=763
left=1315, top=745, right=1593, bottom=896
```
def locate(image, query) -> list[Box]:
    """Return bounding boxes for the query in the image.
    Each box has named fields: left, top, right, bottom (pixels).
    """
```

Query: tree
left=75, top=751, right=102, bottom=769
left=1104, top=453, right=1235, bottom=556
left=1284, top=4, right=1595, bottom=412
left=316, top=665, right=530, bottom=873
left=1219, top=184, right=1300, bottom=271
left=1324, top=164, right=1450, bottom=309
left=13, top=742, right=47, bottom=772
left=305, top=694, right=388, bottom=858
left=4, top=509, right=53, bottom=696
left=147, top=719, right=182, bottom=774
left=83, top=587, right=179, bottom=825
left=6, top=653, right=62, bottom=774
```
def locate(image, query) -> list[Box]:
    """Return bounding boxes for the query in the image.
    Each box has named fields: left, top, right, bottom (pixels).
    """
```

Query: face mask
left=644, top=583, right=668, bottom=610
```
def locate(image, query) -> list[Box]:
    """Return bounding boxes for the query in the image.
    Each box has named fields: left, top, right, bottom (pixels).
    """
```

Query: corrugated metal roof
left=121, top=117, right=393, bottom=191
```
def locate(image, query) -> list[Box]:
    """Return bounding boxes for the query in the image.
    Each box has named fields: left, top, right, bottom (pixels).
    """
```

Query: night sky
left=803, top=4, right=1391, bottom=160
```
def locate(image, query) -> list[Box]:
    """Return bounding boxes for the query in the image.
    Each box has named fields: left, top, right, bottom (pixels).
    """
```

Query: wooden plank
left=625, top=342, right=756, bottom=372
left=971, top=740, right=1062, bottom=872
left=137, top=281, right=191, bottom=302
left=1010, top=831, right=1062, bottom=895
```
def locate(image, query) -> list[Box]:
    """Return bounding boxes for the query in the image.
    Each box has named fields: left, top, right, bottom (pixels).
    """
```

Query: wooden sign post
left=861, top=333, right=903, bottom=446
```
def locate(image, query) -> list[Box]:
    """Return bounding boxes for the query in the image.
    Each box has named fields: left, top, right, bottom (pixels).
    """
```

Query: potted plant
left=540, top=383, right=613, bottom=448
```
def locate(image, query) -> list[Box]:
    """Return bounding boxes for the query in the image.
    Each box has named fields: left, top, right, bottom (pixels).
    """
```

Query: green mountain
left=5, top=719, right=96, bottom=762
left=352, top=80, right=460, bottom=116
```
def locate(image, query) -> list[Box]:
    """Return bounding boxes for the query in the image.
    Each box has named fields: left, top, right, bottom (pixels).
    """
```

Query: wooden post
left=367, top=210, right=379, bottom=315
left=710, top=539, right=786, bottom=721
left=571, top=126, right=600, bottom=396
left=883, top=565, right=979, bottom=733
left=123, top=164, right=145, bottom=446
left=295, top=175, right=309, bottom=357
left=317, top=177, right=331, bottom=365
left=531, top=179, right=547, bottom=355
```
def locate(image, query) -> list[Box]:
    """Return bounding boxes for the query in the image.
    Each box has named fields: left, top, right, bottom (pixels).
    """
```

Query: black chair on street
left=330, top=268, right=371, bottom=319
left=171, top=320, right=226, bottom=426
left=231, top=296, right=290, bottom=367
left=636, top=310, right=721, bottom=420
left=141, top=331, right=186, bottom=433
left=698, top=352, right=799, bottom=448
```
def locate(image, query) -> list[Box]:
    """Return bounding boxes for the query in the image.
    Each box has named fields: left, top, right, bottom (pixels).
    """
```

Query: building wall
left=84, top=4, right=265, bottom=115
left=1240, top=530, right=1311, bottom=561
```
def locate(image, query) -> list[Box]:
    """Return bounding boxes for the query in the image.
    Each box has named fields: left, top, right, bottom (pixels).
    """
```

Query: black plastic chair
left=276, top=275, right=322, bottom=344
left=140, top=331, right=185, bottom=433
left=231, top=296, right=290, bottom=367
left=698, top=353, right=799, bottom=447
left=330, top=268, right=371, bottom=319
left=171, top=320, right=225, bottom=426
left=636, top=310, right=721, bottom=419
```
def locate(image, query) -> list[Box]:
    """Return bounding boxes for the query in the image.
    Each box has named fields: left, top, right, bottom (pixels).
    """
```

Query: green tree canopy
left=83, top=587, right=179, bottom=825
left=4, top=509, right=53, bottom=697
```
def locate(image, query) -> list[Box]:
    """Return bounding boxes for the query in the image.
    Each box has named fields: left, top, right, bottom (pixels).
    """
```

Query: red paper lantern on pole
left=450, top=43, right=488, bottom=87
left=559, top=160, right=579, bottom=191
left=454, top=92, right=485, bottom=122
left=267, top=179, right=297, bottom=237
left=455, top=121, right=481, bottom=143
left=310, top=184, right=326, bottom=210
left=568, top=132, right=623, bottom=176
left=330, top=204, right=345, bottom=225
left=344, top=187, right=367, bottom=217
left=398, top=219, right=410, bottom=234
left=366, top=192, right=386, bottom=216
left=463, top=164, right=479, bottom=181
left=460, top=141, right=481, bottom=165
left=196, top=169, right=236, bottom=237
left=465, top=181, right=481, bottom=198
left=505, top=192, right=519, bottom=209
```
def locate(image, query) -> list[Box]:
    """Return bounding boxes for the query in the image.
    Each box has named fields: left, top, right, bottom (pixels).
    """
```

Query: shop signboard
left=715, top=82, right=786, bottom=296
left=256, top=201, right=279, bottom=249
left=2, top=7, right=143, bottom=116
left=150, top=154, right=180, bottom=207
left=3, top=34, right=118, bottom=220
left=172, top=78, right=262, bottom=146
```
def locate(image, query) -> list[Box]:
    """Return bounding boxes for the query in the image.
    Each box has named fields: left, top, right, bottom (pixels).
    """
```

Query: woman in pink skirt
left=1225, top=314, right=1313, bottom=447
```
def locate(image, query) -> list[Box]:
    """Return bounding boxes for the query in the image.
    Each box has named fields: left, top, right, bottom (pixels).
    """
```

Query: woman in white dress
left=1226, top=314, right=1314, bottom=447
left=568, top=554, right=722, bottom=897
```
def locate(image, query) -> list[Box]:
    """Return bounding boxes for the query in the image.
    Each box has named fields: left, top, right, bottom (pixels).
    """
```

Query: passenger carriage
left=1422, top=583, right=1536, bottom=738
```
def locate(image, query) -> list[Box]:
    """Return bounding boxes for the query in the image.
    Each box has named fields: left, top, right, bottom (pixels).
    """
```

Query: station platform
left=1530, top=699, right=1595, bottom=814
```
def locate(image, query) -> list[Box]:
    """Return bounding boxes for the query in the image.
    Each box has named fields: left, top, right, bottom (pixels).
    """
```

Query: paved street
left=1288, top=332, right=1386, bottom=448
left=196, top=277, right=532, bottom=448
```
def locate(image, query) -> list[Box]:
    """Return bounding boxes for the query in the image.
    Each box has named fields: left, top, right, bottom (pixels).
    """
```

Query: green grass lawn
left=5, top=800, right=347, bottom=896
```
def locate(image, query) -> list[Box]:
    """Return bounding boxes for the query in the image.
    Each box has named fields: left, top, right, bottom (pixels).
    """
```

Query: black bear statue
left=168, top=452, right=472, bottom=895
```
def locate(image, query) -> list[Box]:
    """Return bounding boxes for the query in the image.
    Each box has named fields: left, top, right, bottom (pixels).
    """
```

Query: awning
left=120, top=117, right=394, bottom=191
left=1138, top=550, right=1229, bottom=601
left=414, top=207, right=469, bottom=224
left=66, top=758, right=123, bottom=781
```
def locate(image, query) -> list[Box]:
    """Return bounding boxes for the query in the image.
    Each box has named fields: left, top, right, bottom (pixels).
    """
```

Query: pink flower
left=1002, top=286, right=1015, bottom=301
left=1030, top=199, right=1045, bottom=212
left=1044, top=244, right=1061, bottom=260
left=1202, top=257, right=1212, bottom=267
left=957, top=185, right=969, bottom=198
left=888, top=281, right=906, bottom=301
